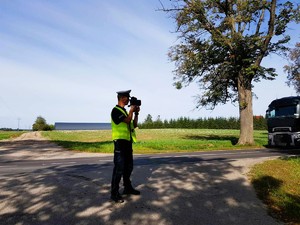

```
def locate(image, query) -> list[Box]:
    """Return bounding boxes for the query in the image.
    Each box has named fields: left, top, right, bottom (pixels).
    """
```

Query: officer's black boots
left=123, top=186, right=140, bottom=195
left=110, top=193, right=124, bottom=203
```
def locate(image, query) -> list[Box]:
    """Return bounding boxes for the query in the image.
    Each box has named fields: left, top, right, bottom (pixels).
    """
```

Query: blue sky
left=0, top=0, right=299, bottom=129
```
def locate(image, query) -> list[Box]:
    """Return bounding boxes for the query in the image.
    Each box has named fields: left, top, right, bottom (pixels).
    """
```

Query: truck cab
left=266, top=96, right=300, bottom=146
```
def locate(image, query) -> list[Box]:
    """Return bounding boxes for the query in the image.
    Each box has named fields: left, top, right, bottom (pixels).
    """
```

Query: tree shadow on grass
left=184, top=135, right=239, bottom=145
left=251, top=175, right=283, bottom=201
left=251, top=175, right=300, bottom=224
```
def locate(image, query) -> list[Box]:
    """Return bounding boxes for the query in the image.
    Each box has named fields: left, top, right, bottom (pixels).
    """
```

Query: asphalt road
left=0, top=132, right=299, bottom=225
left=1, top=149, right=299, bottom=175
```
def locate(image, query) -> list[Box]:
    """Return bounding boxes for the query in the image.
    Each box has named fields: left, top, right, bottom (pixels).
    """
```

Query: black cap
left=116, top=90, right=131, bottom=97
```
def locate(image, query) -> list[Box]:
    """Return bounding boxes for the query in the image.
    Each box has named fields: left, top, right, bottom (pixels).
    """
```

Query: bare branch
left=256, top=8, right=265, bottom=35
left=255, top=0, right=276, bottom=67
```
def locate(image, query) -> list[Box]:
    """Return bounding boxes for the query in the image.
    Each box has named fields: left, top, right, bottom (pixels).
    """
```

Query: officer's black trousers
left=111, top=139, right=133, bottom=196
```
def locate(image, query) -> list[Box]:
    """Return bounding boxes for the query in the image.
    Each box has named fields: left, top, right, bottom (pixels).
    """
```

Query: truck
left=266, top=96, right=300, bottom=146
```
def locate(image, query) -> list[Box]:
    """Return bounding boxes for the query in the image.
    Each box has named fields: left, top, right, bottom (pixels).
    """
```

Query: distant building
left=55, top=122, right=111, bottom=130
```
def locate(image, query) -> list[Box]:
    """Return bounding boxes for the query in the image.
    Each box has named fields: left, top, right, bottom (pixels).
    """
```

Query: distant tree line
left=0, top=128, right=14, bottom=131
left=139, top=114, right=267, bottom=130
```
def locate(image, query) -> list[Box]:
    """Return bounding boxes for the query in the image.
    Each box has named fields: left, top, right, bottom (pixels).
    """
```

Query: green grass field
left=0, top=131, right=25, bottom=140
left=41, top=129, right=268, bottom=153
left=249, top=157, right=300, bottom=224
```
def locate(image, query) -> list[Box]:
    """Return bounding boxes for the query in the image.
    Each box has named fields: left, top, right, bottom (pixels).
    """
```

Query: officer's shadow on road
left=0, top=157, right=279, bottom=225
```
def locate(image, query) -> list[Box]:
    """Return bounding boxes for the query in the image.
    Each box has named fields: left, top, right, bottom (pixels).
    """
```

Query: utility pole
left=17, top=118, right=20, bottom=131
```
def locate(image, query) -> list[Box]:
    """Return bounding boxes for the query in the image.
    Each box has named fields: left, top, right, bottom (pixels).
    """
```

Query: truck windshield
left=267, top=105, right=297, bottom=118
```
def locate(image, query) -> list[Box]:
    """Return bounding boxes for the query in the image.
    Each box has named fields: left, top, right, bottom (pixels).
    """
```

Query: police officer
left=110, top=90, right=140, bottom=203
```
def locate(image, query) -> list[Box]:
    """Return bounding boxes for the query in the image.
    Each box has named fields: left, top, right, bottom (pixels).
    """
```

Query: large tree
left=285, top=42, right=300, bottom=93
left=32, top=116, right=53, bottom=131
left=162, top=0, right=299, bottom=145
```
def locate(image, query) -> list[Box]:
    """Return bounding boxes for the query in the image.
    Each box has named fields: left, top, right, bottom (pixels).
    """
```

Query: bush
left=32, top=116, right=54, bottom=131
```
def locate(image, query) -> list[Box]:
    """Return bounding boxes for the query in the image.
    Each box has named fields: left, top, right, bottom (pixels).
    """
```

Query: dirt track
left=0, top=131, right=111, bottom=160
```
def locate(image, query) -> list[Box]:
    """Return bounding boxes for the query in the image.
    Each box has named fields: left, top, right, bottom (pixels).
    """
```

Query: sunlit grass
left=249, top=157, right=300, bottom=224
left=0, top=131, right=25, bottom=140
left=42, top=129, right=268, bottom=154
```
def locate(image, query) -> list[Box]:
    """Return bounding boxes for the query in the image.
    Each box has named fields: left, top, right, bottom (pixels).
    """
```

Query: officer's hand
left=135, top=106, right=140, bottom=113
left=130, top=105, right=137, bottom=113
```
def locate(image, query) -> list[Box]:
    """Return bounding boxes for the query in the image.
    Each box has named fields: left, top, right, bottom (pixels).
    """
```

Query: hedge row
left=139, top=116, right=267, bottom=130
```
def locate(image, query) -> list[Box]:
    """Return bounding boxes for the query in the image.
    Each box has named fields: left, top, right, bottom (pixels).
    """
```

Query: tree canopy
left=32, top=116, right=53, bottom=131
left=285, top=42, right=300, bottom=93
left=162, top=0, right=300, bottom=145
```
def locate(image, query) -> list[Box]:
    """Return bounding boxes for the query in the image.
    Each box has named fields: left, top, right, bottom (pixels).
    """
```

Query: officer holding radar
left=110, top=90, right=141, bottom=203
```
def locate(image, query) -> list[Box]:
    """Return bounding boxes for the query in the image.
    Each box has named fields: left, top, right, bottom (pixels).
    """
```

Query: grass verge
left=249, top=157, right=300, bottom=225
left=41, top=129, right=268, bottom=154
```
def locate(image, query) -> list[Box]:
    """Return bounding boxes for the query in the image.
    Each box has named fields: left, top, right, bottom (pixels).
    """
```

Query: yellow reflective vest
left=111, top=106, right=137, bottom=142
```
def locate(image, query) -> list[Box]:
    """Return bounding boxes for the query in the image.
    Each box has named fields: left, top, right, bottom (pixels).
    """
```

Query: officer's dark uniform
left=110, top=90, right=140, bottom=203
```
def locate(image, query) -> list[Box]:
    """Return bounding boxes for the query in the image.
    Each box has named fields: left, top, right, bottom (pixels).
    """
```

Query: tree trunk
left=237, top=76, right=254, bottom=145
